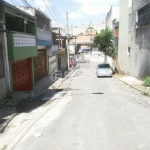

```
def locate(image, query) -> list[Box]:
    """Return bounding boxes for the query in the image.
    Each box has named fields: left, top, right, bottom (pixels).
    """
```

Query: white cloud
left=73, top=0, right=100, bottom=5
left=69, top=12, right=83, bottom=19
left=79, top=5, right=110, bottom=16
left=35, top=0, right=52, bottom=9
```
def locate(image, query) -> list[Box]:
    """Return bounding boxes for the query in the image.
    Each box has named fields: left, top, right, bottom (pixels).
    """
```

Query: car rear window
left=98, top=64, right=110, bottom=68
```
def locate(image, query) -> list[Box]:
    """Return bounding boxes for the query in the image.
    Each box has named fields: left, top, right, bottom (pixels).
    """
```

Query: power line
left=11, top=0, right=15, bottom=5
left=43, top=0, right=61, bottom=27
left=22, top=0, right=35, bottom=12
left=48, top=0, right=65, bottom=25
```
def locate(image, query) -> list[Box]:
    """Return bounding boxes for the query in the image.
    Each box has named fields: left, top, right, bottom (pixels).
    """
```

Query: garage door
left=11, top=58, right=32, bottom=91
left=33, top=49, right=47, bottom=83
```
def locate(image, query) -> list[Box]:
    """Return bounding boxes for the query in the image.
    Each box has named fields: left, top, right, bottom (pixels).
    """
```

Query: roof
left=2, top=1, right=36, bottom=20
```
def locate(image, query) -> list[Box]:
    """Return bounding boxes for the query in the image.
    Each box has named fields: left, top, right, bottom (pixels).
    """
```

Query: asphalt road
left=13, top=63, right=150, bottom=150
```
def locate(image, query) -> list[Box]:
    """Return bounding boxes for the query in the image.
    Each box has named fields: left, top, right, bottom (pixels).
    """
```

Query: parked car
left=96, top=63, right=113, bottom=77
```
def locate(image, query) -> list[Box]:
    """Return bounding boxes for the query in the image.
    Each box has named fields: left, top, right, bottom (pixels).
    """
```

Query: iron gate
left=33, top=49, right=47, bottom=83
left=11, top=58, right=32, bottom=91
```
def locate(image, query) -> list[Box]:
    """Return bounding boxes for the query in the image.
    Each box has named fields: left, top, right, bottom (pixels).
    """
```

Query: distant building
left=118, top=0, right=131, bottom=75
left=105, top=6, right=119, bottom=30
left=67, top=22, right=106, bottom=36
left=105, top=6, right=119, bottom=71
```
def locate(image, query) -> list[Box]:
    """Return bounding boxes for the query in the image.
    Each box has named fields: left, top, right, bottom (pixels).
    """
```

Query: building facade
left=67, top=22, right=106, bottom=36
left=118, top=0, right=131, bottom=75
left=1, top=1, right=38, bottom=94
left=105, top=6, right=119, bottom=70
left=130, top=0, right=150, bottom=79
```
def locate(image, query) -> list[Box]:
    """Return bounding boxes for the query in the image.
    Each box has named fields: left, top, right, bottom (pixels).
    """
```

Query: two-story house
left=0, top=1, right=38, bottom=99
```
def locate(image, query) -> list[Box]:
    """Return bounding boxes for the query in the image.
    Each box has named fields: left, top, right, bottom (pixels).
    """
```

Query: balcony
left=7, top=32, right=38, bottom=61
left=36, top=28, right=52, bottom=46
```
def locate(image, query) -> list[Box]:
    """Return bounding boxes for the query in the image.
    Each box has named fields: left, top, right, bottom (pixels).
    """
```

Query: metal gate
left=11, top=58, right=32, bottom=91
left=33, top=49, right=47, bottom=83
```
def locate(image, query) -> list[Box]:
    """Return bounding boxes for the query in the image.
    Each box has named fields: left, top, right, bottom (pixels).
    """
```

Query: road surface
left=13, top=63, right=150, bottom=150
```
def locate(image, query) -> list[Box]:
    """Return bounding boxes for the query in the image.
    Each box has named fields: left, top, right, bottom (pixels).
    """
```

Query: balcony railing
left=13, top=33, right=36, bottom=47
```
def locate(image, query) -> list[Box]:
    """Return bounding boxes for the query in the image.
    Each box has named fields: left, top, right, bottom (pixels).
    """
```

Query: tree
left=93, top=27, right=117, bottom=61
left=93, top=27, right=121, bottom=74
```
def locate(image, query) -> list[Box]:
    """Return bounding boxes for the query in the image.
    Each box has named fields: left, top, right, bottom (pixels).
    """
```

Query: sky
left=5, top=0, right=119, bottom=28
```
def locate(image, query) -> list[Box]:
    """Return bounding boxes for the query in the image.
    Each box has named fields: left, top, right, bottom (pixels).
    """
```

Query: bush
left=144, top=77, right=150, bottom=87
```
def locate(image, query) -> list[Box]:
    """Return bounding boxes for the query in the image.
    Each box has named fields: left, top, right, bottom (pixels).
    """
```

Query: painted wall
left=7, top=32, right=38, bottom=61
left=118, top=0, right=130, bottom=74
left=36, top=28, right=52, bottom=46
left=130, top=0, right=150, bottom=79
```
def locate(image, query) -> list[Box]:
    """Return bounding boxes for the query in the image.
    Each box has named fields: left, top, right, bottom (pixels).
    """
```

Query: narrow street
left=12, top=62, right=150, bottom=150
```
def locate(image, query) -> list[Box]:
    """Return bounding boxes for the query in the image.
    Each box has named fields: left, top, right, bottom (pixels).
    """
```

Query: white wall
left=48, top=55, right=58, bottom=74
left=69, top=44, right=75, bottom=54
left=47, top=45, right=59, bottom=56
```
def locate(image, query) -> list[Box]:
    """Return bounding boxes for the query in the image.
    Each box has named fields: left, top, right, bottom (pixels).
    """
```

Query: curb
left=113, top=75, right=148, bottom=94
left=58, top=67, right=76, bottom=88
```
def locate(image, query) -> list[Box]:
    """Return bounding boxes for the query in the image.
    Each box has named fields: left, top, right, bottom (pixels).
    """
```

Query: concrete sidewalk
left=114, top=74, right=150, bottom=96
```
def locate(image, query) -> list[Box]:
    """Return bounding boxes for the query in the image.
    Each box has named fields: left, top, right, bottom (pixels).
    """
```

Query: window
left=138, top=3, right=150, bottom=27
left=98, top=64, right=110, bottom=68
left=128, top=0, right=132, bottom=8
left=127, top=47, right=131, bottom=56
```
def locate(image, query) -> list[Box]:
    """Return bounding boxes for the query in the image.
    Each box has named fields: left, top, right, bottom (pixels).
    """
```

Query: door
left=33, top=49, right=47, bottom=83
left=11, top=58, right=32, bottom=91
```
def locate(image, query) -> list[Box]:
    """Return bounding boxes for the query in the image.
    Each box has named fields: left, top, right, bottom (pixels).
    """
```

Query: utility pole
left=59, top=28, right=61, bottom=48
left=66, top=12, right=70, bottom=70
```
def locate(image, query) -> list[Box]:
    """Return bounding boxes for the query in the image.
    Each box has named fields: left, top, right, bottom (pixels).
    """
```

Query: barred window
left=0, top=43, right=4, bottom=78
left=138, top=3, right=150, bottom=27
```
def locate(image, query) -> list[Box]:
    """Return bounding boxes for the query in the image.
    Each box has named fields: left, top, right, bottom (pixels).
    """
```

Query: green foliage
left=143, top=77, right=150, bottom=87
left=87, top=26, right=94, bottom=30
left=93, top=27, right=117, bottom=59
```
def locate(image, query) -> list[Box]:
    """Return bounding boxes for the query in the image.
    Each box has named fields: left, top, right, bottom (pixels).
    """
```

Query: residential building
left=67, top=22, right=106, bottom=36
left=106, top=6, right=119, bottom=30
left=130, top=0, right=150, bottom=79
left=0, top=1, right=38, bottom=96
left=112, top=19, right=119, bottom=55
left=105, top=6, right=119, bottom=70
left=35, top=10, right=52, bottom=83
left=51, top=27, right=67, bottom=72
left=118, top=0, right=131, bottom=75
left=16, top=6, right=53, bottom=83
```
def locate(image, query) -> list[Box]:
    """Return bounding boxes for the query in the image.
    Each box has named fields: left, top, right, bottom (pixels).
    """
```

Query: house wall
left=48, top=55, right=58, bottom=74
left=118, top=0, right=130, bottom=74
left=0, top=33, right=7, bottom=100
left=6, top=32, right=37, bottom=61
left=106, top=7, right=119, bottom=71
left=130, top=0, right=150, bottom=79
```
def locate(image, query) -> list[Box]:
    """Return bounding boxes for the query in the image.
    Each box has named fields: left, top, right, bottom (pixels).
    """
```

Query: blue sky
left=5, top=0, right=119, bottom=28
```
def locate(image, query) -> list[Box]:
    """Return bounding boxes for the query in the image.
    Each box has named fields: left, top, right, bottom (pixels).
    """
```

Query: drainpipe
left=24, top=19, right=27, bottom=33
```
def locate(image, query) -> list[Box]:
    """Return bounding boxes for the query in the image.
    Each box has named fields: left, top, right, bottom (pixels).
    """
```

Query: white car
left=96, top=63, right=113, bottom=77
